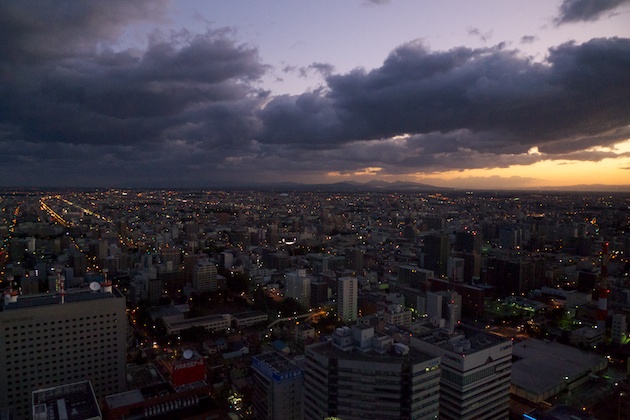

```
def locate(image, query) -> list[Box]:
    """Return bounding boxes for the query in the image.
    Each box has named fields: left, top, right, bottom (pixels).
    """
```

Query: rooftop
left=1, top=288, right=122, bottom=312
left=308, top=338, right=437, bottom=364
left=511, top=338, right=607, bottom=395
left=252, top=352, right=303, bottom=383
left=32, top=381, right=101, bottom=420
left=414, top=324, right=506, bottom=354
left=231, top=310, right=268, bottom=320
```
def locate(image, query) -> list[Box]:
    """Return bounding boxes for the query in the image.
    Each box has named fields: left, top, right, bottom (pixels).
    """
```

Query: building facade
left=304, top=325, right=441, bottom=420
left=410, top=325, right=512, bottom=420
left=251, top=352, right=304, bottom=420
left=337, top=276, right=358, bottom=323
left=0, top=287, right=127, bottom=419
left=192, top=259, right=218, bottom=292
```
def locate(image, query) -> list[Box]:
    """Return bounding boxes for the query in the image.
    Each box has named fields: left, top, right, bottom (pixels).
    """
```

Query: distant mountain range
left=238, top=180, right=630, bottom=193
left=3, top=181, right=629, bottom=193
left=244, top=180, right=450, bottom=192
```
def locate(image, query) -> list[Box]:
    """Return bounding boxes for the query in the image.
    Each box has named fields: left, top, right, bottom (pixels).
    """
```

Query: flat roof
left=308, top=340, right=438, bottom=365
left=511, top=338, right=607, bottom=395
left=231, top=310, right=268, bottom=319
left=167, top=314, right=228, bottom=328
left=415, top=324, right=506, bottom=354
left=126, top=364, right=166, bottom=389
left=2, top=288, right=121, bottom=312
left=32, top=381, right=101, bottom=420
left=104, top=389, right=145, bottom=409
left=252, top=352, right=303, bottom=383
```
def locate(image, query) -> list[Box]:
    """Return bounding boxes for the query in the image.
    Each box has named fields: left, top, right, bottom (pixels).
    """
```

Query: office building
left=411, top=325, right=512, bottom=420
left=337, top=276, right=358, bottom=323
left=192, top=259, right=218, bottom=293
left=422, top=233, right=449, bottom=278
left=397, top=265, right=433, bottom=289
left=304, top=325, right=441, bottom=420
left=251, top=352, right=304, bottom=420
left=0, top=285, right=127, bottom=419
left=285, top=270, right=312, bottom=308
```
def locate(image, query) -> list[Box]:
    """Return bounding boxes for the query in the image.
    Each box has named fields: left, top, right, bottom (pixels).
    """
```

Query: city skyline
left=1, top=0, right=630, bottom=189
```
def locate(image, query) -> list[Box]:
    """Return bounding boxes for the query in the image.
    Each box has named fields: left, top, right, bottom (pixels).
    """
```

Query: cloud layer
left=555, top=0, right=630, bottom=24
left=1, top=1, right=630, bottom=187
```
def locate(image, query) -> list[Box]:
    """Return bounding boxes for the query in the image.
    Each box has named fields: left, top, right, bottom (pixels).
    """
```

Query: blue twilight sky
left=1, top=0, right=630, bottom=189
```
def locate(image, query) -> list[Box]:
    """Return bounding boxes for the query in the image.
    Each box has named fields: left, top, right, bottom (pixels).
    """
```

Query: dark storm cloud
left=1, top=29, right=266, bottom=146
left=0, top=0, right=167, bottom=64
left=555, top=0, right=630, bottom=24
left=257, top=38, right=630, bottom=161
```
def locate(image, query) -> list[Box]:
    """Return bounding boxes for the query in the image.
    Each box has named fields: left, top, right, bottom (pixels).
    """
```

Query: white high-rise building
left=410, top=325, right=512, bottom=420
left=337, top=276, right=358, bottom=323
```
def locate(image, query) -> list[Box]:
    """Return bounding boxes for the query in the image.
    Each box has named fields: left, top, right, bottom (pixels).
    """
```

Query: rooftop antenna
left=101, top=268, right=112, bottom=293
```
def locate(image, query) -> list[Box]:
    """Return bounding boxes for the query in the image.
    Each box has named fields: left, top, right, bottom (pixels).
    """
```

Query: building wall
left=410, top=329, right=512, bottom=420
left=304, top=343, right=441, bottom=420
left=251, top=353, right=304, bottom=420
left=0, top=290, right=127, bottom=419
left=338, top=277, right=358, bottom=323
left=192, top=260, right=217, bottom=292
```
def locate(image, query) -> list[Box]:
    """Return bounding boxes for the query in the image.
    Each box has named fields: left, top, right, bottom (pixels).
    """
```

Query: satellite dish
left=183, top=349, right=193, bottom=360
left=89, top=282, right=101, bottom=292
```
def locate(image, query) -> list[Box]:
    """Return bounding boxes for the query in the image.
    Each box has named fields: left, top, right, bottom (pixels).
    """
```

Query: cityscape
left=2, top=0, right=630, bottom=419
left=1, top=187, right=630, bottom=419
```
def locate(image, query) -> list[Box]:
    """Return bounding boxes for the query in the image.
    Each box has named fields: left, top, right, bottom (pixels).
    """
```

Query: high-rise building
left=337, top=276, right=358, bottom=323
left=0, top=285, right=127, bottom=419
left=251, top=352, right=304, bottom=420
left=285, top=270, right=312, bottom=308
left=344, top=247, right=365, bottom=273
left=447, top=257, right=465, bottom=282
left=422, top=233, right=450, bottom=278
left=397, top=265, right=433, bottom=289
left=304, top=325, right=441, bottom=420
left=410, top=325, right=512, bottom=420
left=192, top=259, right=218, bottom=293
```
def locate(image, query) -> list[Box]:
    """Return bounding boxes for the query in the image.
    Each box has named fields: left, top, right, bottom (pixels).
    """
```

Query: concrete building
left=510, top=339, right=607, bottom=404
left=0, top=286, right=127, bottom=419
left=192, top=259, right=218, bottom=293
left=231, top=311, right=269, bottom=328
left=284, top=270, right=312, bottom=308
left=337, top=276, right=358, bottom=323
left=304, top=325, right=441, bottom=420
left=570, top=326, right=604, bottom=348
left=32, top=380, right=101, bottom=420
left=397, top=265, right=433, bottom=289
left=382, top=304, right=412, bottom=328
left=411, top=325, right=512, bottom=420
left=251, top=352, right=304, bottom=420
left=165, top=314, right=230, bottom=335
left=612, top=313, right=627, bottom=345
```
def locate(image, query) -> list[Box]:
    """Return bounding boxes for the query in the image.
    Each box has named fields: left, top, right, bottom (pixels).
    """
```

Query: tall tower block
left=597, top=242, right=609, bottom=330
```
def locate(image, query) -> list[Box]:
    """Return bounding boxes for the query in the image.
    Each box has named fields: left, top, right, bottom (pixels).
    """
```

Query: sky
left=1, top=0, right=630, bottom=190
